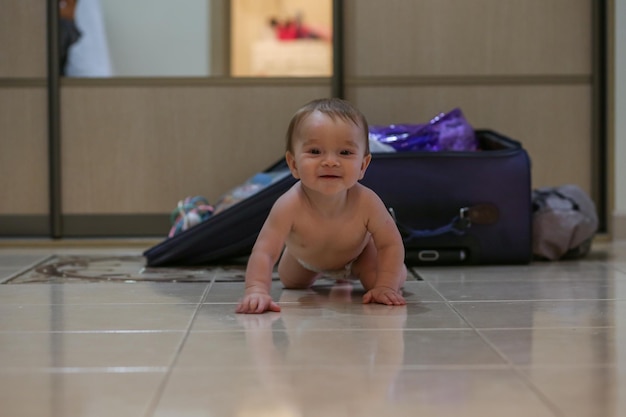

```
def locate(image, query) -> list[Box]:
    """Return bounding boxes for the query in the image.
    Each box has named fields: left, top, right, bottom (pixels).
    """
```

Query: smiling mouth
left=320, top=175, right=340, bottom=179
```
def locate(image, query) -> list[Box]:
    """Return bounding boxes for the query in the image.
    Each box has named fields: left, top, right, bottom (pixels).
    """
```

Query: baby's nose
left=322, top=153, right=339, bottom=166
left=322, top=155, right=339, bottom=166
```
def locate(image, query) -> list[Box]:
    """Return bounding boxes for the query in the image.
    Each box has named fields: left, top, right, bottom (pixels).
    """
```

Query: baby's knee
left=400, top=264, right=408, bottom=284
left=279, top=274, right=317, bottom=289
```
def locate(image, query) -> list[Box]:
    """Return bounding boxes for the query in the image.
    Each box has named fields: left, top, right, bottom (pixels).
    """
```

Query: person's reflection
left=60, top=0, right=112, bottom=77
left=235, top=282, right=407, bottom=416
left=59, top=0, right=81, bottom=75
left=268, top=12, right=331, bottom=42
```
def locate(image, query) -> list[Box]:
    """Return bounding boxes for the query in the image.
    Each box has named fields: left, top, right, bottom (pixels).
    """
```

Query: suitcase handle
left=389, top=204, right=499, bottom=243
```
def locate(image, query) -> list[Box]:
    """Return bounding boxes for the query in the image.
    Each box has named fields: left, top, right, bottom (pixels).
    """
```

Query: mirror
left=231, top=0, right=332, bottom=77
left=59, top=0, right=333, bottom=78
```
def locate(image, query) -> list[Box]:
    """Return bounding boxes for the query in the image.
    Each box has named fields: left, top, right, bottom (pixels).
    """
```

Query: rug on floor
left=5, top=255, right=249, bottom=284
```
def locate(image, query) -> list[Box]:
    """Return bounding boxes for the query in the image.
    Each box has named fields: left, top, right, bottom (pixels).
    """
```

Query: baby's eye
left=308, top=148, right=321, bottom=155
left=340, top=150, right=354, bottom=156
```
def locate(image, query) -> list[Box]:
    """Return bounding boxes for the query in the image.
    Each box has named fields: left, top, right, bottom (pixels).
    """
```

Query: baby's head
left=285, top=98, right=370, bottom=156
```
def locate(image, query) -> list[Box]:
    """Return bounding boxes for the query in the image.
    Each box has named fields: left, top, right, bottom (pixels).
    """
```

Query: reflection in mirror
left=231, top=0, right=332, bottom=77
left=59, top=0, right=113, bottom=77
left=61, top=0, right=212, bottom=77
left=60, top=0, right=332, bottom=78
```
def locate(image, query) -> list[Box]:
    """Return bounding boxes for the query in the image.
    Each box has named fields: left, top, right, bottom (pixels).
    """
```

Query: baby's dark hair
left=285, top=98, right=370, bottom=155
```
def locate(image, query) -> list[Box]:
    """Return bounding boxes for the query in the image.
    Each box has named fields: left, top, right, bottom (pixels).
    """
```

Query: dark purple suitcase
left=362, top=129, right=532, bottom=265
left=144, top=129, right=532, bottom=266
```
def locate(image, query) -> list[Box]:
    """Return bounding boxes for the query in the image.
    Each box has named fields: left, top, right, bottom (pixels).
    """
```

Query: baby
left=236, top=98, right=407, bottom=314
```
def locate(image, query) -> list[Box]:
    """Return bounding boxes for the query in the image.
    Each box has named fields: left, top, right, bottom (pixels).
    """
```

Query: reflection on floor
left=1, top=240, right=625, bottom=417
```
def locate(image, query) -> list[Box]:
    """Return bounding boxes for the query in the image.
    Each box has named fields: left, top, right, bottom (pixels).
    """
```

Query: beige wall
left=60, top=81, right=329, bottom=214
left=345, top=0, right=591, bottom=77
left=0, top=2, right=47, bottom=78
left=0, top=1, right=48, bottom=227
left=345, top=0, right=594, bottom=193
left=0, top=0, right=611, bottom=237
left=0, top=87, right=49, bottom=214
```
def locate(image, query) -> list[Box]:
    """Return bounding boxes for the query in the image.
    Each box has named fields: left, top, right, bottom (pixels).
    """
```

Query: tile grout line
left=142, top=274, right=216, bottom=417
left=433, top=282, right=569, bottom=417
left=0, top=255, right=55, bottom=284
left=471, top=327, right=569, bottom=417
left=445, top=297, right=626, bottom=302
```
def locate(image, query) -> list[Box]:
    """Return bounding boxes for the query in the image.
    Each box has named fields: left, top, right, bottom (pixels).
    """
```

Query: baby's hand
left=362, top=286, right=406, bottom=306
left=236, top=292, right=281, bottom=314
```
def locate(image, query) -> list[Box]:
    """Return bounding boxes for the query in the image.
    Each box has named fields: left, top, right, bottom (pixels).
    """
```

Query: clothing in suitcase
left=143, top=129, right=532, bottom=266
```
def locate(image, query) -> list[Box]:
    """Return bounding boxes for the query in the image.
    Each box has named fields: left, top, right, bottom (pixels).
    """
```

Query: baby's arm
left=362, top=190, right=407, bottom=305
left=236, top=195, right=293, bottom=314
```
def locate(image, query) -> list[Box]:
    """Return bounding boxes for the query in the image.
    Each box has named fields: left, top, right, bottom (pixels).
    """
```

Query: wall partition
left=0, top=0, right=609, bottom=238
left=0, top=0, right=337, bottom=237
left=0, top=1, right=50, bottom=235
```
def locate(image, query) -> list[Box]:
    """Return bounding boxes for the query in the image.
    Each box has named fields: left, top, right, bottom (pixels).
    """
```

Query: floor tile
left=191, top=302, right=468, bottom=332
left=204, top=280, right=286, bottom=303
left=7, top=255, right=216, bottom=283
left=0, top=283, right=209, bottom=305
left=175, top=329, right=411, bottom=370
left=480, top=328, right=617, bottom=366
left=416, top=262, right=611, bottom=283
left=390, top=368, right=560, bottom=417
left=593, top=240, right=626, bottom=262
left=302, top=280, right=444, bottom=302
left=0, top=253, right=50, bottom=268
left=401, top=280, right=446, bottom=302
left=520, top=366, right=626, bottom=417
left=154, top=368, right=557, bottom=417
left=0, top=371, right=164, bottom=417
left=452, top=300, right=624, bottom=328
left=204, top=280, right=445, bottom=304
left=192, top=302, right=407, bottom=332
left=0, top=303, right=199, bottom=332
left=429, top=275, right=626, bottom=301
left=0, top=267, right=21, bottom=282
left=1, top=240, right=626, bottom=417
left=177, top=326, right=503, bottom=370
left=0, top=332, right=183, bottom=370
left=399, top=330, right=508, bottom=367
left=213, top=265, right=257, bottom=282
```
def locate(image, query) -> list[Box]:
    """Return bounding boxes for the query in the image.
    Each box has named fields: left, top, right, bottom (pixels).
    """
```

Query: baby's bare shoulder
left=351, top=185, right=391, bottom=225
left=352, top=184, right=385, bottom=207
left=272, top=183, right=306, bottom=213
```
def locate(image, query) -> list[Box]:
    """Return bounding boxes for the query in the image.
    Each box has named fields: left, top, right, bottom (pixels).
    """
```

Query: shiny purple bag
left=369, top=108, right=478, bottom=152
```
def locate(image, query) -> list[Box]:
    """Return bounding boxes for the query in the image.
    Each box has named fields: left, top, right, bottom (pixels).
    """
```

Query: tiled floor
left=1, top=240, right=625, bottom=417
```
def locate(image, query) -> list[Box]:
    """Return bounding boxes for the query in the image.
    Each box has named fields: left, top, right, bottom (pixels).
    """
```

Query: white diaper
left=297, top=258, right=355, bottom=281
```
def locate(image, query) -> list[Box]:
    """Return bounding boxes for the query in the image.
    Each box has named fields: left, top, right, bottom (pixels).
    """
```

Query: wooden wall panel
left=0, top=1, right=47, bottom=77
left=345, top=0, right=592, bottom=77
left=344, top=0, right=597, bottom=222
left=0, top=0, right=601, bottom=237
left=0, top=88, right=49, bottom=214
left=61, top=84, right=330, bottom=214
left=348, top=84, right=592, bottom=193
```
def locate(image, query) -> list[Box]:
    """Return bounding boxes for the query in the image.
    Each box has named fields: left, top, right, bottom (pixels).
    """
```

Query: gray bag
left=532, top=184, right=598, bottom=261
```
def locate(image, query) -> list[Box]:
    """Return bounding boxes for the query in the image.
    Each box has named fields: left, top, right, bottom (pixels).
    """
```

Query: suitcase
left=143, top=129, right=532, bottom=266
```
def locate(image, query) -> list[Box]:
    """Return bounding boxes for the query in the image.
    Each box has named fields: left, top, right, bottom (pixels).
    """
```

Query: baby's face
left=286, top=111, right=371, bottom=196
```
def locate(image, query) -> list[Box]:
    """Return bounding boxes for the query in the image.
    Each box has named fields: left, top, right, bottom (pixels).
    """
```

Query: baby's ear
left=285, top=151, right=300, bottom=179
left=359, top=154, right=372, bottom=179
